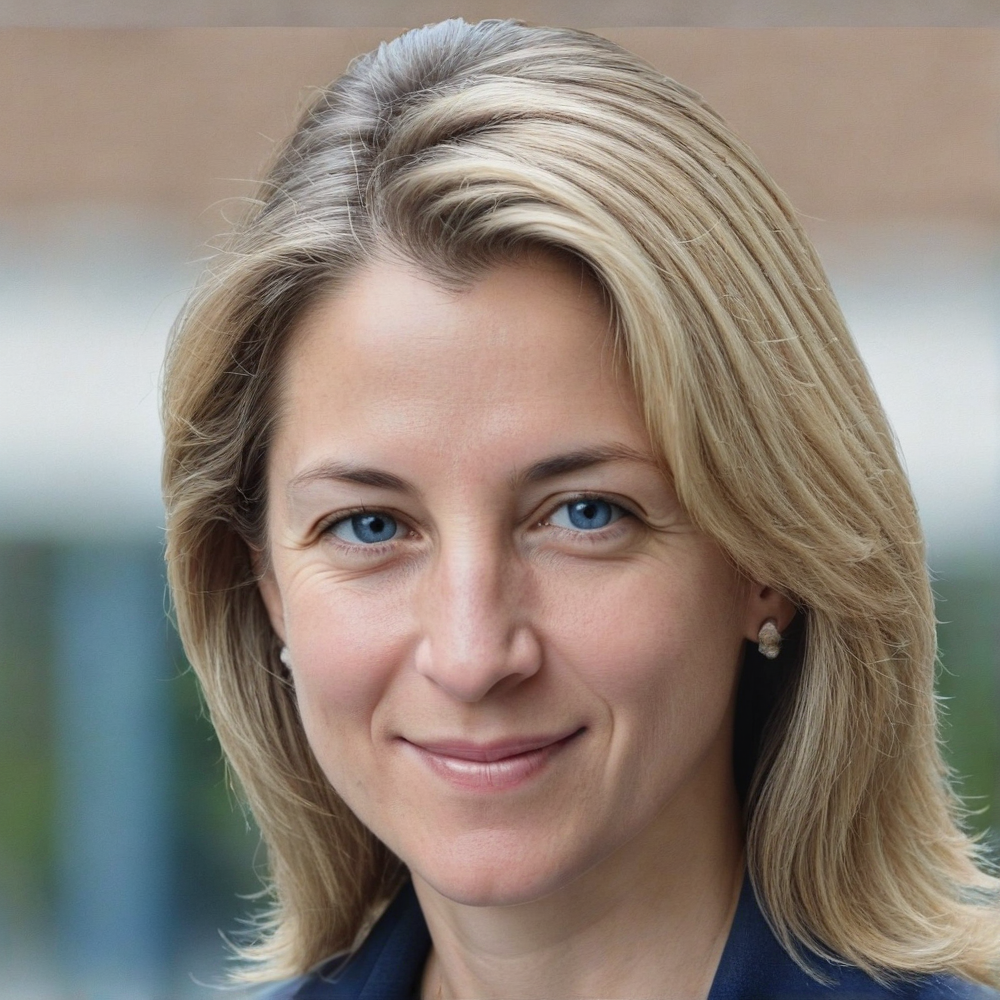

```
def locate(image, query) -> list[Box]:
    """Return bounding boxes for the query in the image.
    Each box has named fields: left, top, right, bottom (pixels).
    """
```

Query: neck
left=414, top=764, right=744, bottom=1000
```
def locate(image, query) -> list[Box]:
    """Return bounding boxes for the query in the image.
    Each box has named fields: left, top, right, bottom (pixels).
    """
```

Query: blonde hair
left=162, top=19, right=1000, bottom=987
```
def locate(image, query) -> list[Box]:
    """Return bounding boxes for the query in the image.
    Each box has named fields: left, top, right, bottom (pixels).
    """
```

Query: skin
left=258, top=252, right=794, bottom=999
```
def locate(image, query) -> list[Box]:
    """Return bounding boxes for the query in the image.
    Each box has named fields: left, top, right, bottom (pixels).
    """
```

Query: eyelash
left=319, top=495, right=636, bottom=552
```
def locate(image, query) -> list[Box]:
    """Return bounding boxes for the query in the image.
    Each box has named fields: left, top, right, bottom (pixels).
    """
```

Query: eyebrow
left=286, top=443, right=659, bottom=500
left=287, top=462, right=412, bottom=497
left=514, top=444, right=660, bottom=487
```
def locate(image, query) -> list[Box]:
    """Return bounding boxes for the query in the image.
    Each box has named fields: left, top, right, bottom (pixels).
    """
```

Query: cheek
left=539, top=552, right=746, bottom=795
left=542, top=554, right=744, bottom=695
left=282, top=571, right=413, bottom=754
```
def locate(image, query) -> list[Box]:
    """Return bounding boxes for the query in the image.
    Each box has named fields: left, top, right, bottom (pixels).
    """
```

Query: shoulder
left=710, top=875, right=1000, bottom=999
left=787, top=966, right=1000, bottom=999
left=252, top=975, right=310, bottom=1000
left=713, top=944, right=998, bottom=1000
left=812, top=969, right=1000, bottom=999
left=250, top=881, right=431, bottom=1000
left=907, top=975, right=1000, bottom=999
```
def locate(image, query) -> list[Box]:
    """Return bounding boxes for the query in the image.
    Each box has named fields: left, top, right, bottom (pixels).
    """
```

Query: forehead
left=288, top=252, right=614, bottom=376
left=271, top=253, right=651, bottom=480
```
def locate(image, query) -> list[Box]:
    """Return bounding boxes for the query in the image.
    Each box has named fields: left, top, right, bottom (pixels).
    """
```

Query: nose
left=413, top=536, right=542, bottom=702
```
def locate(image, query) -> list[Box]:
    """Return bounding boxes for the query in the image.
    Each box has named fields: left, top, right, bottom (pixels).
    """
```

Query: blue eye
left=332, top=512, right=402, bottom=544
left=550, top=498, right=623, bottom=531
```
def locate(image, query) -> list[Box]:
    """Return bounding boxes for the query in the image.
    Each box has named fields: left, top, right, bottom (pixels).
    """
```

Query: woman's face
left=259, top=253, right=782, bottom=906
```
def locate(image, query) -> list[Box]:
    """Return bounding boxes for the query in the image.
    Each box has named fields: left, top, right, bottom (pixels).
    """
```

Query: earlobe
left=744, top=583, right=796, bottom=645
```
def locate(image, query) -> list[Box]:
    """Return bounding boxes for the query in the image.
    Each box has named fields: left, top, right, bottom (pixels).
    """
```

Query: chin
left=406, top=825, right=595, bottom=907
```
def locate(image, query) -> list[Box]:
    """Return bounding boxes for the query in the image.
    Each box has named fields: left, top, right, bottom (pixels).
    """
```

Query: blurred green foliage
left=0, top=541, right=261, bottom=969
left=935, top=567, right=1000, bottom=838
left=0, top=543, right=56, bottom=934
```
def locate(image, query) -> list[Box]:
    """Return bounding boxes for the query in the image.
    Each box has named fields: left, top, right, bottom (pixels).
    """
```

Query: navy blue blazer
left=257, top=876, right=997, bottom=999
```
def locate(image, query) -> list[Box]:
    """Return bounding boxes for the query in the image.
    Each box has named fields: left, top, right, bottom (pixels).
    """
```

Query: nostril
left=412, top=623, right=543, bottom=702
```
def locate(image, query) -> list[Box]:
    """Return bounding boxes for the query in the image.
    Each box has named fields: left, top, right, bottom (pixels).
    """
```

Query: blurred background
left=0, top=4, right=998, bottom=998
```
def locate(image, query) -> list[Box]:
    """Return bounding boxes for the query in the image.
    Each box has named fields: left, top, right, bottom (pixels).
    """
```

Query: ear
left=251, top=547, right=287, bottom=644
left=743, top=581, right=796, bottom=643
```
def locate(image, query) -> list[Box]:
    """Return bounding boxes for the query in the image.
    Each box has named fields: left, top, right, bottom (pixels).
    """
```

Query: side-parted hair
left=162, top=19, right=1000, bottom=987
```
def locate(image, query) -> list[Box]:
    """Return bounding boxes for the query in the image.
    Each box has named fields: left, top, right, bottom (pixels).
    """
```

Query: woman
left=162, top=19, right=1000, bottom=999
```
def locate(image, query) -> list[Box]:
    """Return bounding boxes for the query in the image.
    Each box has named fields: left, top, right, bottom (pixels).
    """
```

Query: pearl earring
left=279, top=646, right=292, bottom=668
left=757, top=619, right=782, bottom=660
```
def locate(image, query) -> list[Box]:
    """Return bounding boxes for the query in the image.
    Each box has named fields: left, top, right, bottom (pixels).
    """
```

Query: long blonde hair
left=162, top=18, right=1000, bottom=987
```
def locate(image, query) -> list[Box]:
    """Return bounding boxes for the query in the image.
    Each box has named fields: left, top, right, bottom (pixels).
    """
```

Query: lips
left=402, top=728, right=583, bottom=791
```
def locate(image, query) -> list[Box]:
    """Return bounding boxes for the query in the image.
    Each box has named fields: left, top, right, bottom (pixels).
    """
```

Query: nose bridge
left=415, top=526, right=539, bottom=700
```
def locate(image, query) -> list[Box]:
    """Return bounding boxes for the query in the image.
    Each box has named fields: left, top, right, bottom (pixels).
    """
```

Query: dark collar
left=264, top=875, right=994, bottom=999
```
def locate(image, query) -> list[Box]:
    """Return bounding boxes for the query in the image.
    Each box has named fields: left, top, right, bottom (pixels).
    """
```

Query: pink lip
left=403, top=728, right=583, bottom=791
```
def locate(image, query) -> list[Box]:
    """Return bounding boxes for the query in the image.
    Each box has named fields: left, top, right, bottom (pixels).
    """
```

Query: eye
left=549, top=498, right=625, bottom=531
left=330, top=511, right=405, bottom=545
